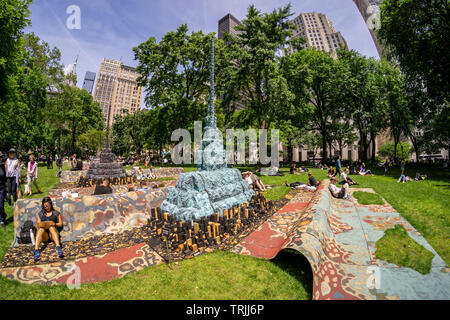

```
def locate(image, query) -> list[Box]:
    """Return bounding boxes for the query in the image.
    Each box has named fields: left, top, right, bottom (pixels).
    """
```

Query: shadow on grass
left=271, top=249, right=314, bottom=299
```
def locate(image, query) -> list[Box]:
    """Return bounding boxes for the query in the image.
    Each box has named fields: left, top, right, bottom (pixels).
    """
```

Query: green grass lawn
left=375, top=224, right=434, bottom=274
left=0, top=164, right=312, bottom=300
left=0, top=163, right=448, bottom=299
left=353, top=191, right=385, bottom=205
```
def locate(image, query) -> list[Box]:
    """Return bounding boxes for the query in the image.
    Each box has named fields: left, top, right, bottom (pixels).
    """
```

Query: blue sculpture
left=161, top=37, right=255, bottom=222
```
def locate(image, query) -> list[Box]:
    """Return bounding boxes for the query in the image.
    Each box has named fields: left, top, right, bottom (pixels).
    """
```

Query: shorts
left=337, top=188, right=346, bottom=198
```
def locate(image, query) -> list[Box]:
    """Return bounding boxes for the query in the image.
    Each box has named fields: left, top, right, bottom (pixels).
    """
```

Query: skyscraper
left=82, top=71, right=96, bottom=94
left=289, top=12, right=348, bottom=56
left=353, top=0, right=384, bottom=58
left=218, top=13, right=241, bottom=40
left=93, top=58, right=143, bottom=127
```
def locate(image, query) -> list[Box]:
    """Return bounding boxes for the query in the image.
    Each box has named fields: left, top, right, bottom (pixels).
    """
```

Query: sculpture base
left=160, top=168, right=255, bottom=222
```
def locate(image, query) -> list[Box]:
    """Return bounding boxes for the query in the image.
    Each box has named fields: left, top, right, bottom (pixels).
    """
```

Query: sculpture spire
left=206, top=36, right=216, bottom=128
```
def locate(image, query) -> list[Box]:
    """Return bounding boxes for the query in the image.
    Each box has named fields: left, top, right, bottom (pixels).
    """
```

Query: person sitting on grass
left=328, top=177, right=351, bottom=200
left=242, top=171, right=267, bottom=191
left=290, top=164, right=301, bottom=175
left=327, top=167, right=337, bottom=178
left=34, top=197, right=64, bottom=262
left=359, top=163, right=373, bottom=176
left=339, top=168, right=359, bottom=186
left=93, top=179, right=113, bottom=195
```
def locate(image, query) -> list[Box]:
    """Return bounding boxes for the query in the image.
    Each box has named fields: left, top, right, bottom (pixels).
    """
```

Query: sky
left=26, top=0, right=379, bottom=107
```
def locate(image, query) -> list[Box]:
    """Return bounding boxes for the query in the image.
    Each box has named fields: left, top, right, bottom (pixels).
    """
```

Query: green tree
left=49, top=85, right=103, bottom=154
left=285, top=48, right=346, bottom=162
left=328, top=121, right=358, bottom=158
left=378, top=0, right=450, bottom=104
left=77, top=129, right=105, bottom=156
left=0, top=0, right=32, bottom=102
left=378, top=141, right=411, bottom=161
left=134, top=25, right=220, bottom=134
left=338, top=49, right=388, bottom=162
left=111, top=110, right=148, bottom=156
left=219, top=4, right=299, bottom=130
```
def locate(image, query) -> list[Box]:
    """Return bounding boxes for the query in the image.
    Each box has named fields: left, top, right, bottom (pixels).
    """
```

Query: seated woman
left=327, top=167, right=337, bottom=178
left=290, top=164, right=297, bottom=175
left=34, top=197, right=64, bottom=262
left=359, top=163, right=373, bottom=176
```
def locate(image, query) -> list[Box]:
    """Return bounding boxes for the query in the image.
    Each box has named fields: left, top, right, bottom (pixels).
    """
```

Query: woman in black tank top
left=33, top=197, right=64, bottom=262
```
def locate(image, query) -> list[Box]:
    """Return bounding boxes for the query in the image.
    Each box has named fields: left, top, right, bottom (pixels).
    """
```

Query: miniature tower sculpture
left=197, top=37, right=227, bottom=171
left=84, top=104, right=127, bottom=183
left=161, top=37, right=255, bottom=222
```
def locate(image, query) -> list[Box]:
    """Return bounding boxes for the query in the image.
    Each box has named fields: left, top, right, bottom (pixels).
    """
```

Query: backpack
left=17, top=220, right=36, bottom=245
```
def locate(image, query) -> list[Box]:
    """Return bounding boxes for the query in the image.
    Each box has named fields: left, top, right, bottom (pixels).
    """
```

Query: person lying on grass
left=415, top=173, right=427, bottom=181
left=34, top=197, right=64, bottom=262
left=328, top=177, right=351, bottom=200
left=339, top=168, right=359, bottom=186
left=397, top=169, right=413, bottom=183
left=285, top=172, right=318, bottom=192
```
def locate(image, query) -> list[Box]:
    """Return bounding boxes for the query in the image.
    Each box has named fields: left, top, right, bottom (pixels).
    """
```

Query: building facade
left=93, top=58, right=143, bottom=127
left=218, top=13, right=241, bottom=40
left=289, top=12, right=348, bottom=56
left=82, top=71, right=96, bottom=94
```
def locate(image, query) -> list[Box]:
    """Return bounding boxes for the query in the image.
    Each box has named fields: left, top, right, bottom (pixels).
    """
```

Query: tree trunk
left=371, top=132, right=376, bottom=163
left=71, top=124, right=76, bottom=154
left=321, top=131, right=328, bottom=164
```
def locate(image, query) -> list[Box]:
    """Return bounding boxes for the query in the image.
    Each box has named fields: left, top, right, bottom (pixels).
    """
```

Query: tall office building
left=289, top=12, right=348, bottom=56
left=93, top=58, right=143, bottom=127
left=353, top=0, right=384, bottom=58
left=218, top=13, right=241, bottom=39
left=82, top=71, right=96, bottom=94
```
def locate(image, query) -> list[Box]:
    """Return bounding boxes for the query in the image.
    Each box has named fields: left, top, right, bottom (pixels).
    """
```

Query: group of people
left=133, top=162, right=156, bottom=180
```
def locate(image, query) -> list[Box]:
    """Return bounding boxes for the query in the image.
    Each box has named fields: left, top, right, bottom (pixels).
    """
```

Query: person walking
left=0, top=152, right=7, bottom=228
left=25, top=155, right=41, bottom=196
left=5, top=149, right=20, bottom=205
left=336, top=155, right=342, bottom=174
left=383, top=159, right=390, bottom=176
